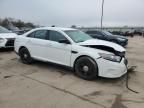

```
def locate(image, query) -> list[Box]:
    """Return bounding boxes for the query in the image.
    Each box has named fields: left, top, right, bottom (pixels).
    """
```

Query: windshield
left=0, top=26, right=11, bottom=33
left=64, top=30, right=93, bottom=43
left=102, top=31, right=112, bottom=36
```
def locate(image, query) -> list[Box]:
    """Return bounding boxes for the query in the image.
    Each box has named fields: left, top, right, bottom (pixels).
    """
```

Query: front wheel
left=74, top=56, right=98, bottom=80
left=19, top=48, right=33, bottom=64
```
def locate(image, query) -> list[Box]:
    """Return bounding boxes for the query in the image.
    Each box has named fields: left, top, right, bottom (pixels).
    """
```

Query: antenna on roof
left=51, top=25, right=55, bottom=27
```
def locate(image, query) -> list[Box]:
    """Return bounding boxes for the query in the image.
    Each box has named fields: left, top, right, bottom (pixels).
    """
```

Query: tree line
left=0, top=18, right=36, bottom=30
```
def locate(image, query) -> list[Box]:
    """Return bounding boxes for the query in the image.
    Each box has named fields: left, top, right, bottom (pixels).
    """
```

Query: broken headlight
left=99, top=53, right=122, bottom=62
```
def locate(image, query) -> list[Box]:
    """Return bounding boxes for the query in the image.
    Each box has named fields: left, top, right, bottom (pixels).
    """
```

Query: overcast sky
left=0, top=0, right=144, bottom=27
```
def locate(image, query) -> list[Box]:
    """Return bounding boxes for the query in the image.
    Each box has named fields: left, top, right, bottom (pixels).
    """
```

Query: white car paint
left=14, top=27, right=127, bottom=78
left=0, top=33, right=17, bottom=48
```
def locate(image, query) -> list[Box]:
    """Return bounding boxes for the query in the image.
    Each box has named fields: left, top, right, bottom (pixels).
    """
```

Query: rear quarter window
left=27, top=32, right=35, bottom=38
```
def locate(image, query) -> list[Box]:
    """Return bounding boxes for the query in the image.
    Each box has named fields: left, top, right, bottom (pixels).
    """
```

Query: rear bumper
left=0, top=38, right=15, bottom=48
left=97, top=58, right=127, bottom=78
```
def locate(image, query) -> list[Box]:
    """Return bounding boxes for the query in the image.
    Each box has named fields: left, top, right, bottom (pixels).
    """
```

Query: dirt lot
left=0, top=36, right=144, bottom=108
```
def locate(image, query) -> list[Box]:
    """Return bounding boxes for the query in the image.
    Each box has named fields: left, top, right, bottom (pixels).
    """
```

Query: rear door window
left=34, top=30, right=48, bottom=39
left=27, top=32, right=35, bottom=38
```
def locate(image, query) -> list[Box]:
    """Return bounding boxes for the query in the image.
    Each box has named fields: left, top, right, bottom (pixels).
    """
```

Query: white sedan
left=0, top=26, right=17, bottom=48
left=14, top=27, right=128, bottom=80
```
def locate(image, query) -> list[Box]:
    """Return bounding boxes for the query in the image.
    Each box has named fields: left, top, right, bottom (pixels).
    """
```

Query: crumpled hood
left=78, top=39, right=126, bottom=52
left=0, top=33, right=17, bottom=38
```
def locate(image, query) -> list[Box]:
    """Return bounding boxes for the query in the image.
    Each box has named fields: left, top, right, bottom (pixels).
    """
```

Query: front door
left=45, top=30, right=72, bottom=66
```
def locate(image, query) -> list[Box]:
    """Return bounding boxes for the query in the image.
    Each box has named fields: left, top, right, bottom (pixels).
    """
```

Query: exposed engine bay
left=83, top=45, right=125, bottom=57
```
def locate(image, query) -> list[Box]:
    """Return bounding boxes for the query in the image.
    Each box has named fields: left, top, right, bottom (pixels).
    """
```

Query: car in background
left=123, top=31, right=134, bottom=37
left=15, top=27, right=127, bottom=80
left=111, top=31, right=125, bottom=36
left=0, top=26, right=17, bottom=48
left=133, top=30, right=143, bottom=36
left=13, top=30, right=25, bottom=35
left=111, top=31, right=134, bottom=37
left=85, top=30, right=128, bottom=47
left=12, top=29, right=31, bottom=35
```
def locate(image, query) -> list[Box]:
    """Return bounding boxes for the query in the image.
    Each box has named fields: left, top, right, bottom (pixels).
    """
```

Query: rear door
left=26, top=30, right=50, bottom=60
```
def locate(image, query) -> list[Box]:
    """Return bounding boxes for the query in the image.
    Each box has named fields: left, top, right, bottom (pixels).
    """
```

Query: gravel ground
left=0, top=36, right=144, bottom=108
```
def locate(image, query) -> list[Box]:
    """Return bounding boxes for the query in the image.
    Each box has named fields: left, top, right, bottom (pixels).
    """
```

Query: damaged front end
left=76, top=39, right=128, bottom=78
left=82, top=45, right=128, bottom=66
left=83, top=45, right=125, bottom=57
left=83, top=45, right=128, bottom=78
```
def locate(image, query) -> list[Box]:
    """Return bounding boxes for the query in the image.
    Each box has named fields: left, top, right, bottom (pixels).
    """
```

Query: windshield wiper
left=77, top=40, right=85, bottom=43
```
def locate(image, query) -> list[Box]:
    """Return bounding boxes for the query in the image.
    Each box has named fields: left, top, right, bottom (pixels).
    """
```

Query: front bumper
left=96, top=57, right=127, bottom=78
left=118, top=40, right=128, bottom=47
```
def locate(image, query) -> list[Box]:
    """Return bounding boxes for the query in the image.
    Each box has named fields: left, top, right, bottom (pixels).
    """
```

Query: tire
left=19, top=48, right=33, bottom=64
left=74, top=56, right=98, bottom=80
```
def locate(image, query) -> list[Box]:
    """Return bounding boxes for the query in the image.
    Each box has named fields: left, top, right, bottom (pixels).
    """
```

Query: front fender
left=70, top=45, right=101, bottom=67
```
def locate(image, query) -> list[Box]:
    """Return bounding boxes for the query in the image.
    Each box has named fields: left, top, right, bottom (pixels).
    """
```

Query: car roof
left=33, top=27, right=76, bottom=31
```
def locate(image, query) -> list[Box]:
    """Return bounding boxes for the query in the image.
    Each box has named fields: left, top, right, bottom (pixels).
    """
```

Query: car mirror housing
left=59, top=39, right=70, bottom=44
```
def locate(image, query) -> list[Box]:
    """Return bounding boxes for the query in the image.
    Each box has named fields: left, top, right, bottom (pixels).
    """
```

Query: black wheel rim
left=20, top=50, right=29, bottom=62
left=78, top=62, right=93, bottom=77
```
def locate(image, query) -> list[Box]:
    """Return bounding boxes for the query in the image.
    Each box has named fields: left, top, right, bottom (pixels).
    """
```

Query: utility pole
left=101, top=0, right=105, bottom=29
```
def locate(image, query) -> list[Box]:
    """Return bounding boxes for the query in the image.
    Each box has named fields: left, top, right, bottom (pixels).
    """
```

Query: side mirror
left=59, top=39, right=70, bottom=44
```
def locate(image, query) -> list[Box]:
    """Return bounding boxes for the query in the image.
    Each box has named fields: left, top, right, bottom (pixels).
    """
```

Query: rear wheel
left=74, top=56, right=98, bottom=80
left=19, top=48, right=33, bottom=64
